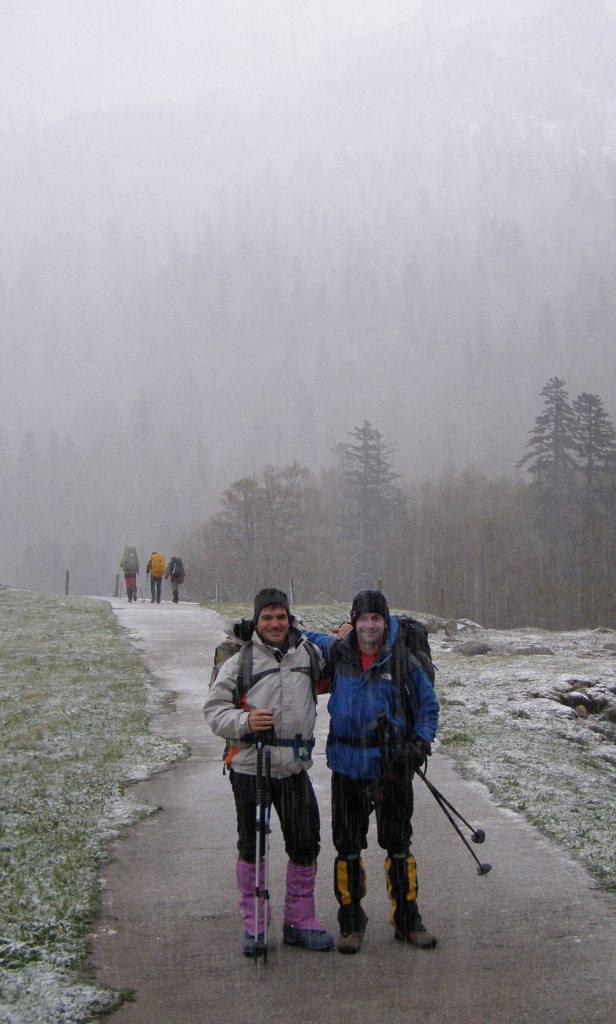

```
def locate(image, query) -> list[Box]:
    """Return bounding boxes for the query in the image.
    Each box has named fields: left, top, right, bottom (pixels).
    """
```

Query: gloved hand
left=407, top=736, right=431, bottom=772
left=393, top=736, right=431, bottom=775
left=233, top=618, right=255, bottom=641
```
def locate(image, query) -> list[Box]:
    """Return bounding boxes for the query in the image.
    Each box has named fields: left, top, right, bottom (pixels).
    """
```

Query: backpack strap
left=233, top=637, right=321, bottom=707
left=304, top=640, right=321, bottom=704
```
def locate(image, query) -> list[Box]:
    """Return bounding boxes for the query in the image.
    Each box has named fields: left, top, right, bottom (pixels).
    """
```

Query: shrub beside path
left=90, top=599, right=616, bottom=1024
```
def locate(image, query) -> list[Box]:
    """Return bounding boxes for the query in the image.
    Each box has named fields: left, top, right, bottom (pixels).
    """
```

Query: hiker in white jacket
left=203, top=587, right=334, bottom=957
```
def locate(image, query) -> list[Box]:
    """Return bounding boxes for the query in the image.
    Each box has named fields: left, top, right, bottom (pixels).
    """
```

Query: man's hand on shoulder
left=233, top=618, right=255, bottom=641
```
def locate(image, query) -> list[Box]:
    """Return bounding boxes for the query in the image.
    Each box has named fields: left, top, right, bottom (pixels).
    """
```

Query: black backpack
left=394, top=615, right=435, bottom=683
left=171, top=557, right=184, bottom=581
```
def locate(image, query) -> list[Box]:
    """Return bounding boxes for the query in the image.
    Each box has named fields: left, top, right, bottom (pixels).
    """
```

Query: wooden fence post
left=65, top=570, right=70, bottom=595
left=215, top=580, right=220, bottom=601
left=289, top=578, right=295, bottom=604
left=439, top=587, right=445, bottom=618
left=114, top=574, right=120, bottom=598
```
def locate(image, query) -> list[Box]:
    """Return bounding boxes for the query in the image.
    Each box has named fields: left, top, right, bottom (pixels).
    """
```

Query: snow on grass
left=431, top=625, right=616, bottom=890
left=0, top=589, right=185, bottom=1024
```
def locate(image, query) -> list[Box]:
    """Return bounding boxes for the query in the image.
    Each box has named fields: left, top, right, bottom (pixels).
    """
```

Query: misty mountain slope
left=2, top=0, right=616, bottom=590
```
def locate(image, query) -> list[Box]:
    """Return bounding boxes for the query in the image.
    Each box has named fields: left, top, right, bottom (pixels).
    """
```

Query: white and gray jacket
left=203, top=625, right=324, bottom=778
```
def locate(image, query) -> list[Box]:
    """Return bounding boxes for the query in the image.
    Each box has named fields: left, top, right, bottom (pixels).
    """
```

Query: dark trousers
left=150, top=576, right=162, bottom=602
left=331, top=771, right=414, bottom=857
left=230, top=769, right=320, bottom=866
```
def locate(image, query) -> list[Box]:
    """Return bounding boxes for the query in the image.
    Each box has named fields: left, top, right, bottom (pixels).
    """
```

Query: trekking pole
left=261, top=731, right=274, bottom=964
left=254, top=740, right=265, bottom=962
left=416, top=767, right=486, bottom=843
left=416, top=767, right=492, bottom=876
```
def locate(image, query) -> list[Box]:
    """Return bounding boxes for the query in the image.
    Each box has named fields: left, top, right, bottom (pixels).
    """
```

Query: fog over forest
left=2, top=0, right=616, bottom=596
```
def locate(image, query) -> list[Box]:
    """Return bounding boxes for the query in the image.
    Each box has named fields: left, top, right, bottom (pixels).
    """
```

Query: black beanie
left=350, top=589, right=390, bottom=626
left=253, top=587, right=291, bottom=621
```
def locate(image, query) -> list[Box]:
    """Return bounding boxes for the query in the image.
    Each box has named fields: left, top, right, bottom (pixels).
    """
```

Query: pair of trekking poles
left=253, top=729, right=275, bottom=965
left=376, top=714, right=491, bottom=876
left=415, top=766, right=492, bottom=876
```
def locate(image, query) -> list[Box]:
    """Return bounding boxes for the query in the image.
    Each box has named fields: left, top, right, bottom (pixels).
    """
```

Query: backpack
left=121, top=546, right=139, bottom=573
left=150, top=552, right=165, bottom=576
left=395, top=615, right=435, bottom=684
left=170, top=557, right=184, bottom=581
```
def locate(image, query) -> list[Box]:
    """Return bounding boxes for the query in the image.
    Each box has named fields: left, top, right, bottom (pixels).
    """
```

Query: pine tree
left=517, top=377, right=576, bottom=485
left=571, top=392, right=616, bottom=523
left=517, top=377, right=577, bottom=545
left=335, top=420, right=403, bottom=584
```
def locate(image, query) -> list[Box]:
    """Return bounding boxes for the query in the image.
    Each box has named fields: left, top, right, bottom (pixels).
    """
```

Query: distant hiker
left=164, top=555, right=185, bottom=603
left=203, top=587, right=334, bottom=957
left=303, top=589, right=439, bottom=954
left=119, top=546, right=139, bottom=603
left=146, top=552, right=165, bottom=603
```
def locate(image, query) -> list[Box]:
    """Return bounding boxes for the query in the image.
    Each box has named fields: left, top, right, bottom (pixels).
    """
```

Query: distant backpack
left=170, top=557, right=185, bottom=582
left=150, top=552, right=165, bottom=577
left=121, top=546, right=139, bottom=574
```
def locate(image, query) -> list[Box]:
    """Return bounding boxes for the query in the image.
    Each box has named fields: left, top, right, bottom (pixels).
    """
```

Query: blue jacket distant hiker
left=164, top=556, right=185, bottom=603
left=119, top=546, right=139, bottom=603
left=146, top=552, right=165, bottom=603
left=303, top=589, right=439, bottom=954
left=203, top=588, right=334, bottom=957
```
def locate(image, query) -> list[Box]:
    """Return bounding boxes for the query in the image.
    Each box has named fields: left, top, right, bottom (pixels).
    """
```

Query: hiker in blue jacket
left=303, top=589, right=439, bottom=954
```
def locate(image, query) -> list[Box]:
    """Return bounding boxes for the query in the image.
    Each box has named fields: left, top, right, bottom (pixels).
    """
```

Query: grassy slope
left=0, top=590, right=184, bottom=1023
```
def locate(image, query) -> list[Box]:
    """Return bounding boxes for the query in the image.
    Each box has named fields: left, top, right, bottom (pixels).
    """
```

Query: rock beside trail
left=455, top=640, right=493, bottom=656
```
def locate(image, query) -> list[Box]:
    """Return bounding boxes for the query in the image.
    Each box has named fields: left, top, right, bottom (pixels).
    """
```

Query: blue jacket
left=304, top=616, right=439, bottom=781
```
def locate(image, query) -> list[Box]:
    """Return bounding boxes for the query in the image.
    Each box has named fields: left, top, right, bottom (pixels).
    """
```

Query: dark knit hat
left=253, top=587, right=291, bottom=621
left=350, top=589, right=390, bottom=626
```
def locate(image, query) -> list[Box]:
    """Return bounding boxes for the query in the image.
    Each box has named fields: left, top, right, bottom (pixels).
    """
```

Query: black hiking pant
left=332, top=770, right=417, bottom=934
left=331, top=770, right=414, bottom=857
left=230, top=768, right=320, bottom=865
left=150, top=575, right=162, bottom=602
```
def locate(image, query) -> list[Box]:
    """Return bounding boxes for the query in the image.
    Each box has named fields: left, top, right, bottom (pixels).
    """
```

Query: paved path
left=90, top=599, right=616, bottom=1024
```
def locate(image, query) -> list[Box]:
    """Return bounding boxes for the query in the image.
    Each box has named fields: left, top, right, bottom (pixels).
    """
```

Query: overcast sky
left=0, top=0, right=425, bottom=129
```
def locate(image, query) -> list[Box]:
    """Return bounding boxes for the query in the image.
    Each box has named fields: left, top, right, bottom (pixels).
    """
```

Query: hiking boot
left=282, top=924, right=334, bottom=951
left=242, top=931, right=265, bottom=957
left=337, top=929, right=364, bottom=954
left=394, top=922, right=437, bottom=949
left=337, top=914, right=367, bottom=955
